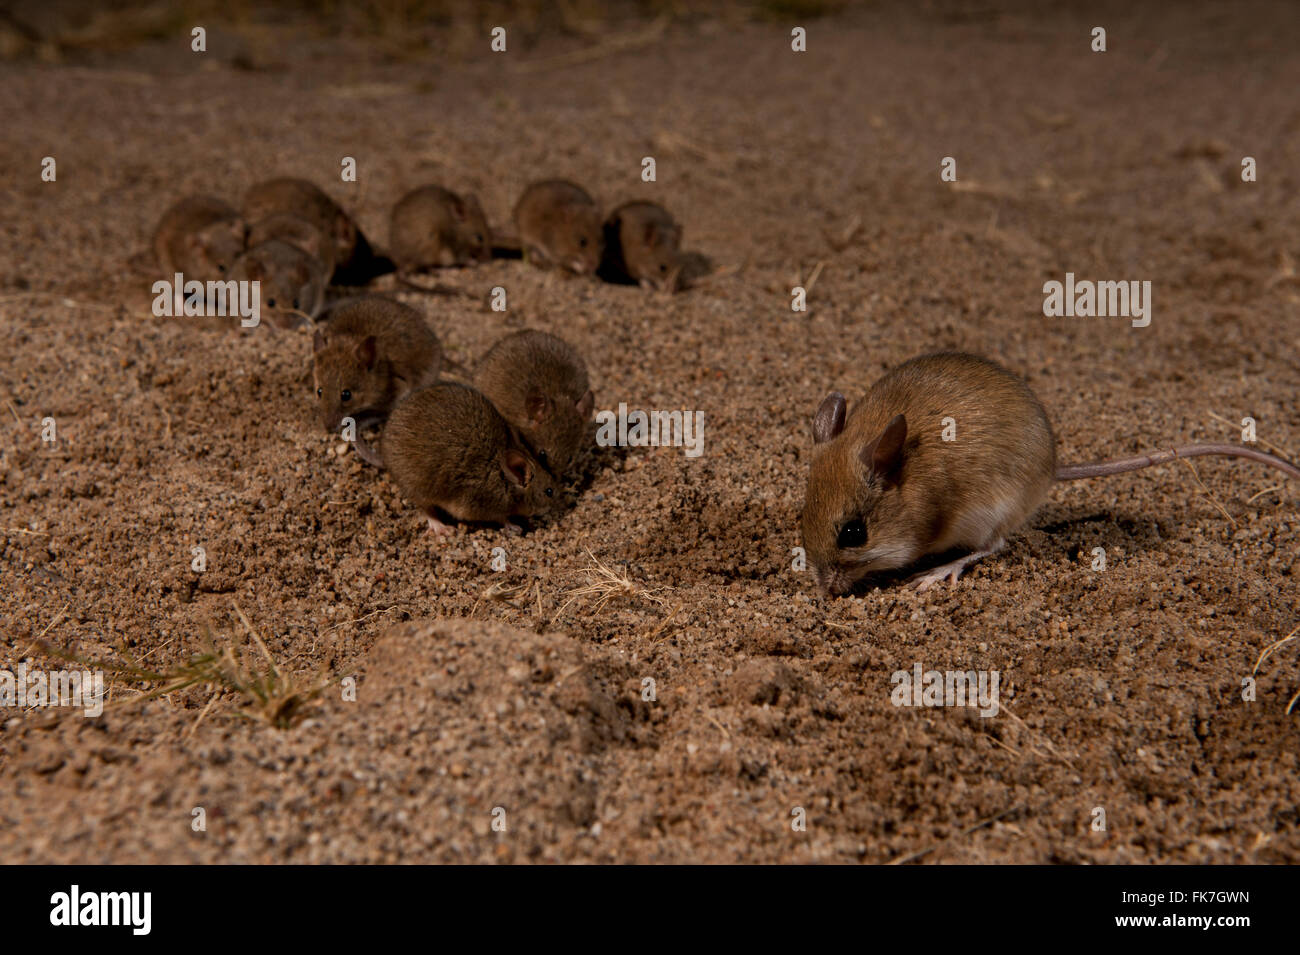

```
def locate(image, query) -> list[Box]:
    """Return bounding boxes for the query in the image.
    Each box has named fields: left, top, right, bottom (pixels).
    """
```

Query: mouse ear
left=355, top=335, right=377, bottom=369
left=643, top=220, right=661, bottom=247
left=813, top=392, right=847, bottom=444
left=450, top=195, right=468, bottom=222
left=861, top=413, right=907, bottom=479
left=500, top=448, right=532, bottom=488
left=525, top=392, right=552, bottom=426
left=312, top=329, right=327, bottom=353
left=575, top=389, right=595, bottom=419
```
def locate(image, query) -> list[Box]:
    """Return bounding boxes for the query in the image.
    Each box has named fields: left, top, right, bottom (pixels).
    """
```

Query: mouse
left=247, top=211, right=337, bottom=275
left=152, top=195, right=247, bottom=282
left=389, top=185, right=492, bottom=270
left=473, top=329, right=595, bottom=477
left=230, top=239, right=327, bottom=328
left=801, top=350, right=1300, bottom=595
left=599, top=200, right=685, bottom=291
left=311, top=295, right=443, bottom=443
left=513, top=180, right=604, bottom=275
left=243, top=177, right=386, bottom=284
left=382, top=382, right=558, bottom=534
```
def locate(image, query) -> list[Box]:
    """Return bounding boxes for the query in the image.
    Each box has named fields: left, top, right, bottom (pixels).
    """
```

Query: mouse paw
left=425, top=515, right=455, bottom=536
left=908, top=543, right=1003, bottom=592
left=909, top=565, right=962, bottom=592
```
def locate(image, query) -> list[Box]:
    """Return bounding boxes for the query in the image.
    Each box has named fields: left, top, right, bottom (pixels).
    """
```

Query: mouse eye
left=544, top=487, right=554, bottom=497
left=266, top=297, right=277, bottom=308
left=474, top=234, right=484, bottom=244
left=341, top=389, right=352, bottom=403
left=292, top=298, right=300, bottom=310
left=537, top=450, right=549, bottom=466
left=316, top=387, right=323, bottom=398
left=660, top=263, right=668, bottom=272
left=217, top=264, right=227, bottom=273
left=578, top=237, right=588, bottom=248
left=837, top=519, right=867, bottom=549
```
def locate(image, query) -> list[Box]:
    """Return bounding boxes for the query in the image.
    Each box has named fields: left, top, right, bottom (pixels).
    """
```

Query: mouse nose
left=815, top=567, right=851, bottom=597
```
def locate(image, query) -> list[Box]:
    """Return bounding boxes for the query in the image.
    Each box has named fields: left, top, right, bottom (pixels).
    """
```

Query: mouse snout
left=567, top=257, right=589, bottom=274
left=814, top=565, right=853, bottom=597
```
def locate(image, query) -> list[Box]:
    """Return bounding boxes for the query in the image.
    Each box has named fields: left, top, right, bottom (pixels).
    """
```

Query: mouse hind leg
left=910, top=538, right=1006, bottom=592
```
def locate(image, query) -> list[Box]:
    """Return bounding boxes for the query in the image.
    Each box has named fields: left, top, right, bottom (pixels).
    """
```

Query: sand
left=1, top=0, right=1298, bottom=863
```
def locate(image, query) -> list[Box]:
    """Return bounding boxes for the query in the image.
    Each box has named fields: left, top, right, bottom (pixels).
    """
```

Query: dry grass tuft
left=37, top=603, right=339, bottom=729
left=555, top=549, right=670, bottom=619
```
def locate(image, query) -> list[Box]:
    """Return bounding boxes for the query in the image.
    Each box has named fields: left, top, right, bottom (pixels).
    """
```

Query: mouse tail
left=396, top=272, right=474, bottom=298
left=353, top=433, right=384, bottom=469
left=1055, top=444, right=1300, bottom=482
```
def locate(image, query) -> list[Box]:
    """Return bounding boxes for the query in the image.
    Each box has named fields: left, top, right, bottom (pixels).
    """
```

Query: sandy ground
left=1, top=1, right=1299, bottom=863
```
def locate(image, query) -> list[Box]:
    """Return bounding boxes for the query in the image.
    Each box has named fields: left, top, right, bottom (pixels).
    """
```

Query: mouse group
left=149, top=175, right=630, bottom=534
left=149, top=176, right=1300, bottom=593
left=151, top=175, right=710, bottom=332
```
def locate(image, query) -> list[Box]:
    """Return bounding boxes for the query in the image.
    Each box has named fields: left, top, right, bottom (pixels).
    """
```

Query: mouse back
left=801, top=351, right=1056, bottom=594
left=474, top=329, right=594, bottom=476
left=243, top=177, right=365, bottom=281
left=383, top=382, right=557, bottom=526
left=513, top=180, right=604, bottom=275
left=247, top=212, right=337, bottom=274
left=153, top=195, right=247, bottom=281
left=390, top=185, right=491, bottom=269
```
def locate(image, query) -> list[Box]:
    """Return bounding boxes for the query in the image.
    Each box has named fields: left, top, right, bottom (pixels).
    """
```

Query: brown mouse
left=311, top=296, right=442, bottom=436
left=473, top=330, right=595, bottom=477
left=802, top=351, right=1300, bottom=595
left=513, top=180, right=604, bottom=275
left=247, top=212, right=337, bottom=275
left=390, top=185, right=491, bottom=270
left=152, top=195, right=247, bottom=281
left=600, top=200, right=685, bottom=291
left=243, top=177, right=381, bottom=284
left=382, top=382, right=558, bottom=534
left=230, top=240, right=327, bottom=327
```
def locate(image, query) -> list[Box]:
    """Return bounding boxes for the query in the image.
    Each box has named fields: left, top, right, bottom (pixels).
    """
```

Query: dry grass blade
left=18, top=603, right=70, bottom=660
left=1176, top=456, right=1237, bottom=527
left=1246, top=485, right=1284, bottom=503
left=644, top=600, right=684, bottom=641
left=555, top=549, right=670, bottom=619
left=1206, top=410, right=1296, bottom=460
left=1252, top=624, right=1300, bottom=676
